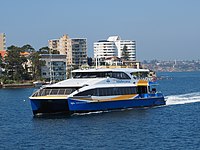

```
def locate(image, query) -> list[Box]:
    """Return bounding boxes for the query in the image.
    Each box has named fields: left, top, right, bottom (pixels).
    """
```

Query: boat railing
left=33, top=88, right=75, bottom=97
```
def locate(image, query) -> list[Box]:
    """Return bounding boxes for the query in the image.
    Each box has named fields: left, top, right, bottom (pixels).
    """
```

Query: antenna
left=49, top=49, right=53, bottom=84
left=95, top=55, right=97, bottom=69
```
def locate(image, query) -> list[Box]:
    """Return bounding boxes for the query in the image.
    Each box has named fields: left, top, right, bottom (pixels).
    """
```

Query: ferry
left=29, top=68, right=165, bottom=116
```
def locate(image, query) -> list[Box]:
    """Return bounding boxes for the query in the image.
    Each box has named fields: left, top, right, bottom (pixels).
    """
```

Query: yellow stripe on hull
left=30, top=95, right=67, bottom=99
left=75, top=94, right=138, bottom=102
left=31, top=94, right=138, bottom=101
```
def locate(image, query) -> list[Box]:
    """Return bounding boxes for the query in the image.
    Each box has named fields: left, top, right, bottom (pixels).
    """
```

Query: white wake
left=166, top=92, right=200, bottom=106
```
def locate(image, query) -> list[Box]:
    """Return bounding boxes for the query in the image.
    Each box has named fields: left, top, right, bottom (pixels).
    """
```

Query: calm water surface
left=0, top=72, right=200, bottom=150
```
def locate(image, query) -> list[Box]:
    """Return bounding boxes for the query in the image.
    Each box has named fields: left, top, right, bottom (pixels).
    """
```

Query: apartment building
left=94, top=36, right=136, bottom=61
left=40, top=54, right=67, bottom=82
left=0, top=33, right=6, bottom=50
left=48, top=34, right=87, bottom=67
left=71, top=38, right=87, bottom=66
left=48, top=39, right=59, bottom=52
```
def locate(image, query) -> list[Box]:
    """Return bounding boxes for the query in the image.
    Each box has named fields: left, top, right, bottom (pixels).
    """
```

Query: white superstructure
left=31, top=68, right=150, bottom=99
left=94, top=36, right=136, bottom=61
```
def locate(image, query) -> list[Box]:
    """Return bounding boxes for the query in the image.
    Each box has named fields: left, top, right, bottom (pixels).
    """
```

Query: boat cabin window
left=148, top=86, right=157, bottom=93
left=74, top=87, right=137, bottom=97
left=75, top=89, right=95, bottom=96
left=151, top=88, right=156, bottom=93
left=32, top=87, right=78, bottom=97
left=137, top=86, right=148, bottom=94
left=72, top=71, right=130, bottom=79
left=111, top=72, right=130, bottom=79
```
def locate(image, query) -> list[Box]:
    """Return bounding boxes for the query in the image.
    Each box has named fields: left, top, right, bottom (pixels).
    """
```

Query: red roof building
left=0, top=50, right=7, bottom=58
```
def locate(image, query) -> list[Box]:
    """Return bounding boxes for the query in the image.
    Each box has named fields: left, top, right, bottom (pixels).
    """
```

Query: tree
left=31, top=46, right=59, bottom=80
left=0, top=55, right=3, bottom=67
left=4, top=45, right=28, bottom=81
left=21, top=44, right=35, bottom=53
left=29, top=52, right=45, bottom=80
left=121, top=45, right=130, bottom=61
left=2, top=44, right=62, bottom=82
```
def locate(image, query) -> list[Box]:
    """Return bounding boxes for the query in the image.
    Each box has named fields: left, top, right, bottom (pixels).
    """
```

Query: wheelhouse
left=31, top=68, right=152, bottom=98
left=72, top=68, right=150, bottom=80
left=72, top=71, right=131, bottom=79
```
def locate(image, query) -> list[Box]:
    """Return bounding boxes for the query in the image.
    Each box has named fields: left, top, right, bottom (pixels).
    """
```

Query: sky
left=1, top=0, right=200, bottom=61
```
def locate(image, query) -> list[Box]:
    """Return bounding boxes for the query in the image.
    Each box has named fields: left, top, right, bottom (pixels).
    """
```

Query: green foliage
left=30, top=52, right=45, bottom=80
left=4, top=45, right=28, bottom=81
left=21, top=44, right=35, bottom=53
left=0, top=54, right=3, bottom=67
left=1, top=44, right=44, bottom=82
left=3, top=79, right=15, bottom=84
left=0, top=44, right=57, bottom=83
left=121, top=45, right=130, bottom=61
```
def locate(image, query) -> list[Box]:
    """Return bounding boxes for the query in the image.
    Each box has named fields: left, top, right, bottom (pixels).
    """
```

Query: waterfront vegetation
left=0, top=43, right=131, bottom=85
left=0, top=44, right=59, bottom=85
left=1, top=43, right=200, bottom=86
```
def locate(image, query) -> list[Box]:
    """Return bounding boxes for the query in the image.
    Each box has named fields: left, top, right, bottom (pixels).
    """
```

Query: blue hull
left=67, top=97, right=165, bottom=113
left=30, top=96, right=165, bottom=116
left=30, top=99, right=69, bottom=115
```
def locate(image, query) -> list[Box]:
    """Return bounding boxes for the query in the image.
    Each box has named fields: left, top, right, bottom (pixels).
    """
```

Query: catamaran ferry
left=29, top=68, right=165, bottom=116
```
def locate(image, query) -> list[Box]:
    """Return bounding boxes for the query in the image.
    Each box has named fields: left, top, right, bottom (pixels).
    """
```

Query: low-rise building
left=0, top=50, right=7, bottom=59
left=104, top=56, right=122, bottom=66
left=40, top=54, right=67, bottom=82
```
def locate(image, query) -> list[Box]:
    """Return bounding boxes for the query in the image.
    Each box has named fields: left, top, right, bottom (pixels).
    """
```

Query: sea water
left=0, top=72, right=200, bottom=149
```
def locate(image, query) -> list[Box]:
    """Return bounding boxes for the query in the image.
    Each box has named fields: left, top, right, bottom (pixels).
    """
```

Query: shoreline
left=0, top=83, right=34, bottom=88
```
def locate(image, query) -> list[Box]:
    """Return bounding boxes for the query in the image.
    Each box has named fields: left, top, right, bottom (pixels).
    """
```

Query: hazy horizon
left=1, top=0, right=200, bottom=61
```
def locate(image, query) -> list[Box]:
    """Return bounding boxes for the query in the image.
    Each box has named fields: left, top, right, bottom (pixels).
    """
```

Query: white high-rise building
left=94, top=36, right=136, bottom=61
